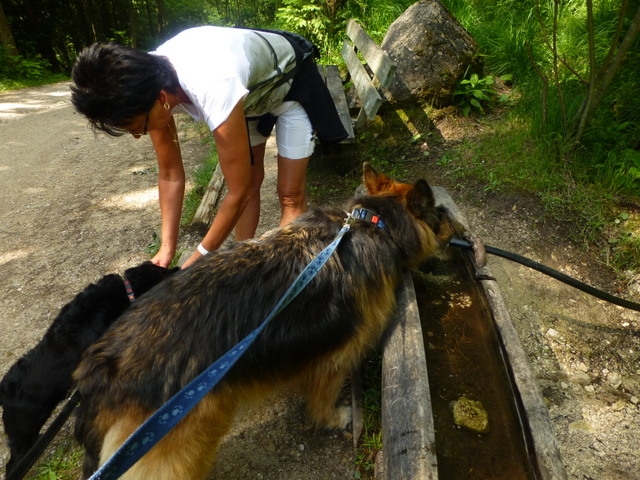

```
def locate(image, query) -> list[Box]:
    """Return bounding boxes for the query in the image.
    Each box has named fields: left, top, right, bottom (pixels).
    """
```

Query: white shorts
left=247, top=101, right=315, bottom=159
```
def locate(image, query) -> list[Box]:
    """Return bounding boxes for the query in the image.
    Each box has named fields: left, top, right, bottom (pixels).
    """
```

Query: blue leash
left=89, top=223, right=351, bottom=480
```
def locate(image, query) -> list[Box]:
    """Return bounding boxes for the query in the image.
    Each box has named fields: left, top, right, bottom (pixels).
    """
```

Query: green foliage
left=0, top=0, right=414, bottom=71
left=144, top=231, right=162, bottom=257
left=591, top=148, right=640, bottom=197
left=0, top=48, right=50, bottom=80
left=0, top=47, right=65, bottom=92
left=539, top=181, right=612, bottom=246
left=275, top=0, right=416, bottom=61
left=439, top=0, right=640, bottom=278
left=453, top=69, right=512, bottom=116
left=453, top=72, right=494, bottom=116
left=31, top=437, right=83, bottom=479
left=277, top=0, right=340, bottom=56
left=441, top=0, right=640, bottom=185
left=608, top=212, right=640, bottom=272
left=200, top=0, right=281, bottom=28
left=182, top=153, right=218, bottom=226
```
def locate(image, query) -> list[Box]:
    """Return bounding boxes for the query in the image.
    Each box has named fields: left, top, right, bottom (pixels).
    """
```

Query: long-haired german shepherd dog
left=73, top=163, right=444, bottom=479
left=0, top=262, right=178, bottom=477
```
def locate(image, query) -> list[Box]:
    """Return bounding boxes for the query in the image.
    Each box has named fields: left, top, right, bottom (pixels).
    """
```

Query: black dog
left=0, top=261, right=178, bottom=477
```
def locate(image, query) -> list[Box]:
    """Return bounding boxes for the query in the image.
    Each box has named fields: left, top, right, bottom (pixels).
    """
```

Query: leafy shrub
left=453, top=69, right=512, bottom=116
left=0, top=47, right=50, bottom=80
left=592, top=148, right=640, bottom=197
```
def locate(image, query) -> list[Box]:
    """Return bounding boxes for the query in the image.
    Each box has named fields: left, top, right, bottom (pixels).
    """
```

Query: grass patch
left=181, top=120, right=219, bottom=227
left=606, top=212, right=640, bottom=274
left=0, top=74, right=68, bottom=93
left=325, top=97, right=638, bottom=277
left=354, top=351, right=383, bottom=479
left=442, top=114, right=556, bottom=193
left=181, top=153, right=218, bottom=227
left=28, top=436, right=83, bottom=480
left=450, top=115, right=638, bottom=270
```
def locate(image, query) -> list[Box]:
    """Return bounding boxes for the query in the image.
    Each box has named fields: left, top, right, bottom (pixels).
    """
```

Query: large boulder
left=381, top=0, right=483, bottom=107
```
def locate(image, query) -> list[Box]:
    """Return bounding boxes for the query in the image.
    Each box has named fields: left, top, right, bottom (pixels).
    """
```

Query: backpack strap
left=235, top=27, right=318, bottom=93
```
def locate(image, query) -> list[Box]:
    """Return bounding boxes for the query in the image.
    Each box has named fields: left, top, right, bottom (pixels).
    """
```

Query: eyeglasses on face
left=130, top=111, right=149, bottom=138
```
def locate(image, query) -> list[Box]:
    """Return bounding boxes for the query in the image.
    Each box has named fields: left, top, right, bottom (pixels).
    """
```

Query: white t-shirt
left=151, top=26, right=298, bottom=131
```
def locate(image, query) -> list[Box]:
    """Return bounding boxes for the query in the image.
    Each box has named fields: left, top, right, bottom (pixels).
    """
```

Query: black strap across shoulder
left=235, top=26, right=318, bottom=93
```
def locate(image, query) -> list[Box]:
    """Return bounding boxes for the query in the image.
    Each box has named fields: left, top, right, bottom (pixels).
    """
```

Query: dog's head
left=123, top=262, right=180, bottom=299
left=354, top=162, right=449, bottom=266
left=362, top=162, right=443, bottom=234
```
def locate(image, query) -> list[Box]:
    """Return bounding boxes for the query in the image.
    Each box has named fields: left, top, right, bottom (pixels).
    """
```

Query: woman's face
left=127, top=111, right=149, bottom=138
left=124, top=95, right=172, bottom=138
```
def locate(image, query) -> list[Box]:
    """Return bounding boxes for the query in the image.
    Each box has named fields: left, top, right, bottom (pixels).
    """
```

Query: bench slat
left=311, top=19, right=396, bottom=166
left=342, top=42, right=382, bottom=122
left=318, top=64, right=355, bottom=142
left=346, top=19, right=397, bottom=89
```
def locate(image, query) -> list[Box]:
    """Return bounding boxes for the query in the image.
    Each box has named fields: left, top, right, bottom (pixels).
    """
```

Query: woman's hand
left=150, top=245, right=176, bottom=268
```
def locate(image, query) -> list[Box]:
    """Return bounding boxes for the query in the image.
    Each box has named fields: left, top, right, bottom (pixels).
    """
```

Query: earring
left=163, top=102, right=170, bottom=110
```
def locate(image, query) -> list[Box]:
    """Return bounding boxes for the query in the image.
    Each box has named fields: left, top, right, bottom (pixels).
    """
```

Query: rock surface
left=452, top=396, right=490, bottom=434
left=381, top=0, right=483, bottom=107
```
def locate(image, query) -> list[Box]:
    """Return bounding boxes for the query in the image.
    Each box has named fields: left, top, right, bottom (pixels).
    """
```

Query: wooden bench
left=313, top=19, right=397, bottom=170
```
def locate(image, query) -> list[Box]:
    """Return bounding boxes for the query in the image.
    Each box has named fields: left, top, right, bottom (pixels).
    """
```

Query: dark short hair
left=71, top=43, right=179, bottom=136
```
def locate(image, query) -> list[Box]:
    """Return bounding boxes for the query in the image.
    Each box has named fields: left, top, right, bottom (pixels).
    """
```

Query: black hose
left=449, top=237, right=640, bottom=313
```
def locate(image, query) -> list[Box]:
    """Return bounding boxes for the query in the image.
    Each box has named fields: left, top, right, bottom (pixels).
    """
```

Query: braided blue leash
left=89, top=223, right=351, bottom=480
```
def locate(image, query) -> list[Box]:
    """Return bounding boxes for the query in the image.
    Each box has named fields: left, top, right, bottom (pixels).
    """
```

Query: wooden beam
left=319, top=64, right=355, bottom=142
left=381, top=271, right=438, bottom=479
left=341, top=41, right=382, bottom=121
left=191, top=163, right=224, bottom=228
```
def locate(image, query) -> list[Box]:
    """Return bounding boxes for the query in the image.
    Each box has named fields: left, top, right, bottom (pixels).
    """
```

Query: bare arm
left=149, top=116, right=185, bottom=267
left=181, top=99, right=253, bottom=267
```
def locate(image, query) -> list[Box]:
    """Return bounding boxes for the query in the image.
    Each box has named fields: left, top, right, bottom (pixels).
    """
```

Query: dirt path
left=1, top=83, right=640, bottom=479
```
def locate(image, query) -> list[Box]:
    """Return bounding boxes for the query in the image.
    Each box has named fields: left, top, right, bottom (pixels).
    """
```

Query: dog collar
left=123, top=278, right=136, bottom=303
left=348, top=207, right=388, bottom=232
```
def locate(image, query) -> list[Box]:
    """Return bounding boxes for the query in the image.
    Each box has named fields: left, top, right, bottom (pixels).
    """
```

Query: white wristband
left=197, top=243, right=209, bottom=256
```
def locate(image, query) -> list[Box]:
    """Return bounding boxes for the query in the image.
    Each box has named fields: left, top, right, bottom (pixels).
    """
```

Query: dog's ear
left=407, top=179, right=440, bottom=233
left=363, top=162, right=392, bottom=195
left=408, top=179, right=435, bottom=209
left=124, top=262, right=179, bottom=297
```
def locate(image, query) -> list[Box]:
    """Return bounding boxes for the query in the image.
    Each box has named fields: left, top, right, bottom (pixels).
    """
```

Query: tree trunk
left=0, top=1, right=18, bottom=56
left=574, top=4, right=640, bottom=144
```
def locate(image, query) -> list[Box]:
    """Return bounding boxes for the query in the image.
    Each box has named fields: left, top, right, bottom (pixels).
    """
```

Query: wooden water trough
left=375, top=187, right=567, bottom=480
left=191, top=166, right=566, bottom=479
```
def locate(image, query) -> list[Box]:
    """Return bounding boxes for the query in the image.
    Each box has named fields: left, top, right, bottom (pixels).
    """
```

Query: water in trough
left=414, top=245, right=540, bottom=479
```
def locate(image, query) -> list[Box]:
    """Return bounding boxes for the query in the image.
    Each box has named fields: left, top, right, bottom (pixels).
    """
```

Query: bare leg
left=277, top=154, right=309, bottom=227
left=235, top=143, right=266, bottom=241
